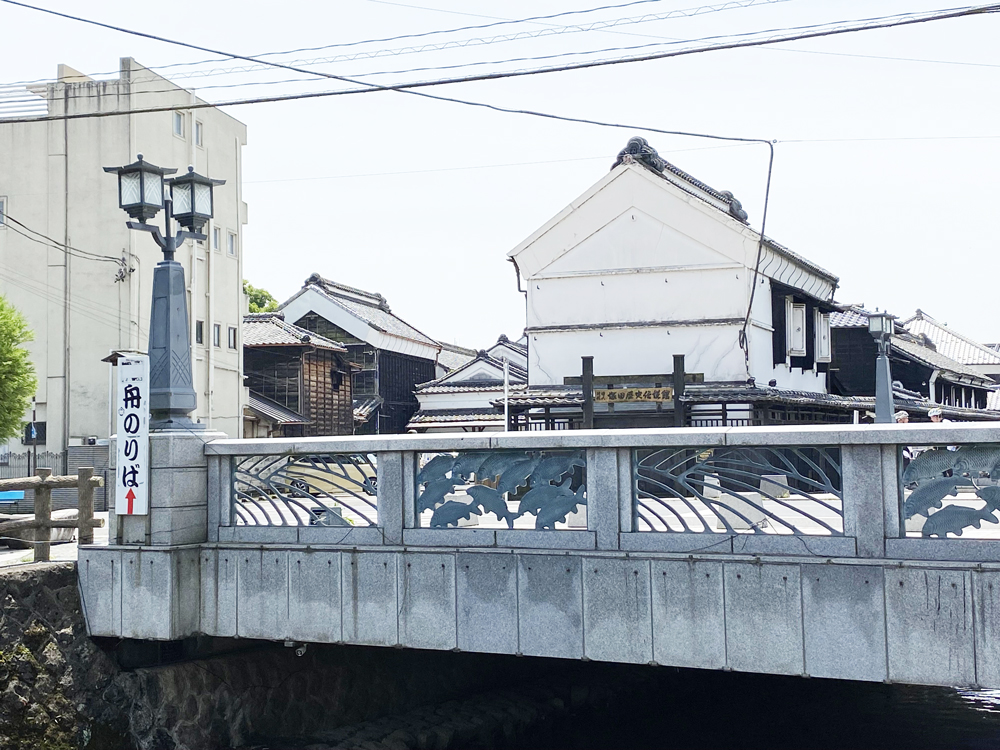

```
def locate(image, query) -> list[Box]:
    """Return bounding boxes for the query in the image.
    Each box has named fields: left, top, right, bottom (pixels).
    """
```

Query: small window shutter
left=787, top=300, right=806, bottom=357
left=815, top=311, right=832, bottom=363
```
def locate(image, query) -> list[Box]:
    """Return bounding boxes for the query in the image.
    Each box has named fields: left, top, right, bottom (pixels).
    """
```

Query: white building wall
left=512, top=163, right=834, bottom=391
left=0, top=59, right=247, bottom=459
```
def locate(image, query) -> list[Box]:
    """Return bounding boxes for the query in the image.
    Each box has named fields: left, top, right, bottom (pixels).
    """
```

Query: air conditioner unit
left=86, top=436, right=98, bottom=446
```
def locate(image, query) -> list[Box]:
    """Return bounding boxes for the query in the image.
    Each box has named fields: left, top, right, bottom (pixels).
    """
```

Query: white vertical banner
left=115, top=355, right=150, bottom=515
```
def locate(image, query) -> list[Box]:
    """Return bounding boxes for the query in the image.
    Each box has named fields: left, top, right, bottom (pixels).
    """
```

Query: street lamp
left=868, top=311, right=896, bottom=424
left=104, top=155, right=226, bottom=429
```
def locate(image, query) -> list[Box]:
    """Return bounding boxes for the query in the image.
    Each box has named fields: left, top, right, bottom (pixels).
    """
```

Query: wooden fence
left=0, top=468, right=104, bottom=562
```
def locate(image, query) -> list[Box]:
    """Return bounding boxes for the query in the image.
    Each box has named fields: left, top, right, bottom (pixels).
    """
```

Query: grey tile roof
left=353, top=395, right=383, bottom=423
left=901, top=310, right=1000, bottom=366
left=243, top=312, right=346, bottom=352
left=247, top=391, right=310, bottom=425
left=417, top=352, right=527, bottom=390
left=418, top=383, right=528, bottom=395
left=407, top=408, right=504, bottom=425
left=302, top=274, right=439, bottom=347
left=830, top=307, right=871, bottom=328
left=891, top=336, right=992, bottom=382
left=437, top=344, right=477, bottom=372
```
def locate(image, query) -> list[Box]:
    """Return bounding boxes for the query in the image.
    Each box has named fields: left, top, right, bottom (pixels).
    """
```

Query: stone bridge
left=77, top=423, right=1000, bottom=688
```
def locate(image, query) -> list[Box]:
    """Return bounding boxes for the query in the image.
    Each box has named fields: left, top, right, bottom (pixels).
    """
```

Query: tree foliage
left=0, top=296, right=37, bottom=441
left=243, top=280, right=279, bottom=313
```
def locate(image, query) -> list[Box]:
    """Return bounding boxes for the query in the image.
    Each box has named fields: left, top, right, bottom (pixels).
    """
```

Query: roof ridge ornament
left=612, top=136, right=665, bottom=174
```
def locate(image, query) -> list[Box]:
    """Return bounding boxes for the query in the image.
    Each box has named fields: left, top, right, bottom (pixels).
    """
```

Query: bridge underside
left=78, top=544, right=996, bottom=689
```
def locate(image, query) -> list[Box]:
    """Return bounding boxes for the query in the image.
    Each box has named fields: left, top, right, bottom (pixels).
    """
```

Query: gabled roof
left=830, top=306, right=992, bottom=384
left=509, top=141, right=838, bottom=303
left=243, top=312, right=346, bottom=352
left=901, top=310, right=1000, bottom=366
left=280, top=273, right=441, bottom=354
left=417, top=350, right=527, bottom=391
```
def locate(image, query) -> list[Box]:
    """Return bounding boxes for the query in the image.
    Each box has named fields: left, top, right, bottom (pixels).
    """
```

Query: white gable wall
left=513, top=163, right=831, bottom=391
left=486, top=342, right=528, bottom=370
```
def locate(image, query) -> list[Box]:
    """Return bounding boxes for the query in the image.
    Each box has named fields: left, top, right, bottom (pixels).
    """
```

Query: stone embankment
left=0, top=562, right=130, bottom=750
left=2, top=562, right=632, bottom=750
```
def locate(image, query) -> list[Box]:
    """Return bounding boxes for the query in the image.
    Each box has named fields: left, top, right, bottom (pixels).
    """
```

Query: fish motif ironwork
left=415, top=449, right=586, bottom=529
left=921, top=486, right=1000, bottom=538
left=902, top=477, right=959, bottom=521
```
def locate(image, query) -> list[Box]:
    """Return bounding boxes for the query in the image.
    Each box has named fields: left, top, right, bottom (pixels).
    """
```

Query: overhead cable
left=2, top=2, right=997, bottom=126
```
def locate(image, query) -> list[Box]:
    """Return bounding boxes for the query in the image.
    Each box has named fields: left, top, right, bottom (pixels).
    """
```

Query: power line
left=3, top=214, right=126, bottom=266
left=3, top=3, right=997, bottom=127
left=0, top=0, right=788, bottom=89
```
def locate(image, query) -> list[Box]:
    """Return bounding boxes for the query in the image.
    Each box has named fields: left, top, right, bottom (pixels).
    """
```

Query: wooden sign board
left=594, top=387, right=673, bottom=403
left=115, top=355, right=150, bottom=515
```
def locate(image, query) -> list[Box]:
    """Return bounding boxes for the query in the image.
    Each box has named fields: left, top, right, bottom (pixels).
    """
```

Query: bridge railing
left=204, top=422, right=1000, bottom=560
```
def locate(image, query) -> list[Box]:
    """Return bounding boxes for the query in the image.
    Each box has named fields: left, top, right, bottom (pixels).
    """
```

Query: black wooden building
left=279, top=274, right=442, bottom=434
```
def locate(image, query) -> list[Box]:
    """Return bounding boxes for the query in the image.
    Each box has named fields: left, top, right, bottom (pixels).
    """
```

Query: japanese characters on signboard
left=593, top=386, right=673, bottom=403
left=115, top=355, right=149, bottom=515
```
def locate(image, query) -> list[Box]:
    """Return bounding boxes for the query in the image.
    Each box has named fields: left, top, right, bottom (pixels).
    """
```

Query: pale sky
left=4, top=0, right=999, bottom=348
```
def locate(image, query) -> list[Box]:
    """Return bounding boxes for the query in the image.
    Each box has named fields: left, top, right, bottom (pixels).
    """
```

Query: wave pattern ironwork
left=415, top=450, right=586, bottom=529
left=634, top=447, right=843, bottom=535
left=901, top=444, right=1000, bottom=539
left=233, top=454, right=378, bottom=527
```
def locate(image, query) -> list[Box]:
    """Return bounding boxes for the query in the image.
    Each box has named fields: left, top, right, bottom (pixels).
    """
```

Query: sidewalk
left=0, top=511, right=109, bottom=567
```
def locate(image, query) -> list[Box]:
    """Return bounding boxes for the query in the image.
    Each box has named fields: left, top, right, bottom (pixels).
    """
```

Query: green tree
left=243, top=280, right=279, bottom=313
left=0, top=296, right=37, bottom=441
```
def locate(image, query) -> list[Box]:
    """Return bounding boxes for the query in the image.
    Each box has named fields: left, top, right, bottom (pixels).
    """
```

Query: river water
left=248, top=662, right=1000, bottom=750
left=518, top=668, right=1000, bottom=750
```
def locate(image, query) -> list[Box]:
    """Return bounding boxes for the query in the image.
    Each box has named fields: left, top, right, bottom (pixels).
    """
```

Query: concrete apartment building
left=0, top=58, right=247, bottom=481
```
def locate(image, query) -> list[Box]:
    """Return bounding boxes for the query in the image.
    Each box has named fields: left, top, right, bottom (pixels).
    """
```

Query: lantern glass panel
left=194, top=183, right=212, bottom=216
left=172, top=182, right=192, bottom=214
left=143, top=173, right=163, bottom=206
left=120, top=172, right=141, bottom=206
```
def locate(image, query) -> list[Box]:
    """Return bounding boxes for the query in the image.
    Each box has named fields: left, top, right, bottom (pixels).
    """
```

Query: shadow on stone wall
left=0, top=562, right=540, bottom=750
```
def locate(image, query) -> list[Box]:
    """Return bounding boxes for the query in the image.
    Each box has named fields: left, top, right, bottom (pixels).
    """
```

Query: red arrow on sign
left=126, top=487, right=135, bottom=515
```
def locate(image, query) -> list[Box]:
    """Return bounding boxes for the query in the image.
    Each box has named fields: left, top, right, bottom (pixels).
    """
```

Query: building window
left=227, top=231, right=237, bottom=257
left=212, top=226, right=220, bottom=251
left=173, top=111, right=185, bottom=138
left=195, top=320, right=204, bottom=344
left=195, top=121, right=203, bottom=147
left=815, top=311, right=832, bottom=363
left=0, top=196, right=6, bottom=227
left=786, top=298, right=806, bottom=357
left=228, top=326, right=237, bottom=349
left=213, top=323, right=221, bottom=347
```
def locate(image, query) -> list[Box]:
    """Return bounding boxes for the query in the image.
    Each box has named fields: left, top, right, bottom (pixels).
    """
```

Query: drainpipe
left=928, top=369, right=939, bottom=404
left=206, top=218, right=215, bottom=429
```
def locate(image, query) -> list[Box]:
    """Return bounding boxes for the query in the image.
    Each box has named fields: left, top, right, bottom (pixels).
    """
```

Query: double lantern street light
left=868, top=311, right=896, bottom=424
left=104, top=155, right=225, bottom=430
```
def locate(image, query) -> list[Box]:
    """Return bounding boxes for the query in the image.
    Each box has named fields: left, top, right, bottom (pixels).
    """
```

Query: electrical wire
left=0, top=0, right=787, bottom=88
left=4, top=3, right=998, bottom=127
left=3, top=213, right=126, bottom=266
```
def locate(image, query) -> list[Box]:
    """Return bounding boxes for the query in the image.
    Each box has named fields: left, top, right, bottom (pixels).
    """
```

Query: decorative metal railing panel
left=634, top=447, right=843, bottom=535
left=415, top=450, right=586, bottom=529
left=901, top=444, right=1000, bottom=539
left=232, top=454, right=378, bottom=527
